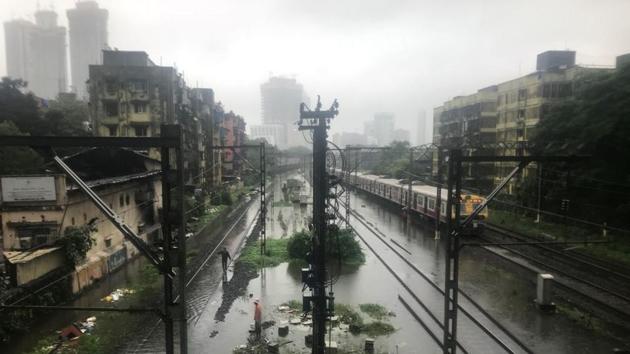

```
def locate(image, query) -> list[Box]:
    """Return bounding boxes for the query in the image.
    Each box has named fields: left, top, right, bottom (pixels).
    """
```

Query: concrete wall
left=14, top=248, right=65, bottom=286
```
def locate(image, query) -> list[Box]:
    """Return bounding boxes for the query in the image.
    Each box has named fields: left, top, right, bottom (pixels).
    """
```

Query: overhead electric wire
left=338, top=201, right=532, bottom=354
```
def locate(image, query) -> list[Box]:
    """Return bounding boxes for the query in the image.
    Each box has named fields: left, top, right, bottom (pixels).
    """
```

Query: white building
left=250, top=124, right=285, bottom=147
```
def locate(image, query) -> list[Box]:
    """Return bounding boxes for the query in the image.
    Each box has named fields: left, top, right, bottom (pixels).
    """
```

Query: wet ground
left=7, top=171, right=629, bottom=353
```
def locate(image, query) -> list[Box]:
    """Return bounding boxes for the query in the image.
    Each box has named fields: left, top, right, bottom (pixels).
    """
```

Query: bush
left=287, top=230, right=311, bottom=261
left=56, top=224, right=96, bottom=266
left=286, top=228, right=365, bottom=266
left=221, top=189, right=233, bottom=205
left=328, top=228, right=365, bottom=266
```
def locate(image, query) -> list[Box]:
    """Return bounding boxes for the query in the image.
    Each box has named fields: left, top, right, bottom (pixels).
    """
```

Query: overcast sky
left=2, top=0, right=630, bottom=142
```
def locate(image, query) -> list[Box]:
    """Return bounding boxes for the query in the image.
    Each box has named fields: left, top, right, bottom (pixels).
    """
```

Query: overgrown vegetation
left=23, top=261, right=162, bottom=354
left=56, top=224, right=97, bottom=266
left=239, top=238, right=290, bottom=268
left=527, top=64, right=630, bottom=228
left=189, top=204, right=228, bottom=233
left=287, top=229, right=365, bottom=266
left=359, top=303, right=395, bottom=320
left=335, top=303, right=396, bottom=336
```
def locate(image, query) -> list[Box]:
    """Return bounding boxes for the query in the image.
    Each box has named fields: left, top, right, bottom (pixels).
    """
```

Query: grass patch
left=335, top=303, right=395, bottom=337
left=239, top=238, right=290, bottom=268
left=557, top=303, right=608, bottom=336
left=361, top=321, right=396, bottom=337
left=190, top=205, right=227, bottom=233
left=359, top=303, right=394, bottom=320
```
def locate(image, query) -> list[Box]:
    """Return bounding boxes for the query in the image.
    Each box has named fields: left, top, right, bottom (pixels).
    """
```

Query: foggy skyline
left=1, top=0, right=629, bottom=139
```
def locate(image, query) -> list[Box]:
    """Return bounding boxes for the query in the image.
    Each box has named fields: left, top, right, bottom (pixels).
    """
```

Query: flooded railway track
left=477, top=225, right=630, bottom=322
left=337, top=201, right=533, bottom=354
left=132, top=197, right=260, bottom=353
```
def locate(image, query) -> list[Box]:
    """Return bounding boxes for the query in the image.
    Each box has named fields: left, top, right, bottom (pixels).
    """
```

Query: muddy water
left=187, top=182, right=628, bottom=354
left=345, top=191, right=629, bottom=353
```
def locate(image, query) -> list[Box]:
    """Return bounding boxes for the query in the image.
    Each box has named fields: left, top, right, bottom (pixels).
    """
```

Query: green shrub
left=57, top=224, right=96, bottom=266
left=359, top=303, right=392, bottom=320
left=328, top=228, right=365, bottom=266
left=287, top=230, right=311, bottom=261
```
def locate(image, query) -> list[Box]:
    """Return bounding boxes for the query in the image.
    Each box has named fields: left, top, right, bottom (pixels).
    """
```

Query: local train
left=338, top=170, right=488, bottom=235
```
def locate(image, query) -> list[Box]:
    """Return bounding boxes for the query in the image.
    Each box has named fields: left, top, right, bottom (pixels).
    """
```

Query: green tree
left=45, top=93, right=91, bottom=136
left=0, top=121, right=44, bottom=175
left=0, top=77, right=47, bottom=135
left=57, top=224, right=97, bottom=266
left=370, top=140, right=411, bottom=178
left=529, top=65, right=630, bottom=225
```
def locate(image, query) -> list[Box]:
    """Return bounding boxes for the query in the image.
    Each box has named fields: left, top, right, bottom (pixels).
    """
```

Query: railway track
left=479, top=223, right=630, bottom=321
left=132, top=197, right=260, bottom=353
left=338, top=201, right=532, bottom=354
left=485, top=222, right=630, bottom=285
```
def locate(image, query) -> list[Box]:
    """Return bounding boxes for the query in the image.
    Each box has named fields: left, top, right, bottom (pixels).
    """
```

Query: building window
left=71, top=217, right=75, bottom=226
left=105, top=80, right=117, bottom=94
left=120, top=195, right=124, bottom=207
left=134, top=125, right=148, bottom=137
left=133, top=102, right=147, bottom=113
left=518, top=89, right=527, bottom=101
left=125, top=194, right=130, bottom=205
left=83, top=213, right=87, bottom=222
left=130, top=80, right=147, bottom=91
left=107, top=125, right=117, bottom=136
left=105, top=238, right=112, bottom=248
left=517, top=109, right=525, bottom=119
left=104, top=101, right=119, bottom=117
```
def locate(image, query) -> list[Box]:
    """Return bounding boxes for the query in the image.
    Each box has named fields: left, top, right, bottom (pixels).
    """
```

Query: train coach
left=338, top=170, right=487, bottom=235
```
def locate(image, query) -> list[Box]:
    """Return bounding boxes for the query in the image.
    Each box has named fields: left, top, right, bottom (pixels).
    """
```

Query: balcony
left=128, top=112, right=152, bottom=124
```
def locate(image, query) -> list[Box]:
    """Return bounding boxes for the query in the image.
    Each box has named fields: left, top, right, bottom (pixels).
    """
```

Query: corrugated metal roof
left=3, top=247, right=62, bottom=264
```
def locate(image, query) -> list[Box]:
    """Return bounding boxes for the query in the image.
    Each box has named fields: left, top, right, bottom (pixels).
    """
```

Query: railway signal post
left=298, top=97, right=339, bottom=354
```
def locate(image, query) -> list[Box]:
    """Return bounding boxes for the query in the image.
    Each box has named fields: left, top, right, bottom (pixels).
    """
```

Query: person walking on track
left=218, top=247, right=231, bottom=274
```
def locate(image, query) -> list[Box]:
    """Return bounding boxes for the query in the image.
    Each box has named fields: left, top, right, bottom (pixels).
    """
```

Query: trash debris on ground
left=100, top=288, right=135, bottom=302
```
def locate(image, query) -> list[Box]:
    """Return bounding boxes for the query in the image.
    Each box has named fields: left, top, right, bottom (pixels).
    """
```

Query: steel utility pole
left=299, top=97, right=339, bottom=354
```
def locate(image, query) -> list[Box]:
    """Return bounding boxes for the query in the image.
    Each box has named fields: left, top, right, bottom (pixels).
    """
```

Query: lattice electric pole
left=299, top=97, right=339, bottom=354
left=260, top=142, right=267, bottom=255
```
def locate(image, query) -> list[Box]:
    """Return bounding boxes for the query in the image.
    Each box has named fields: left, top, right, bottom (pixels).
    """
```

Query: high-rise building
left=373, top=113, right=395, bottom=146
left=4, top=9, right=67, bottom=99
left=67, top=1, right=108, bottom=99
left=417, top=111, right=427, bottom=145
left=250, top=124, right=284, bottom=147
left=260, top=76, right=306, bottom=148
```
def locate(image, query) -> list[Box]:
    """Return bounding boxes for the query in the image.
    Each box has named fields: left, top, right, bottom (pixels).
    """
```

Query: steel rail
left=343, top=204, right=527, bottom=354
left=132, top=198, right=258, bottom=353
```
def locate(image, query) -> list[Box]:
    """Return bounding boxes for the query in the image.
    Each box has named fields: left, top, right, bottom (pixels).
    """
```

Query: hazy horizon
left=2, top=0, right=629, bottom=143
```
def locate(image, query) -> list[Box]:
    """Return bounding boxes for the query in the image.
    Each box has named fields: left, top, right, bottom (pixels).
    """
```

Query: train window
left=419, top=196, right=424, bottom=207
left=428, top=198, right=435, bottom=210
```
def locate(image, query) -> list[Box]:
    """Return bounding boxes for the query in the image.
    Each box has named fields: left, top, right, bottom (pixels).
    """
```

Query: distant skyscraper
left=417, top=110, right=426, bottom=145
left=260, top=76, right=306, bottom=148
left=4, top=10, right=67, bottom=99
left=373, top=113, right=395, bottom=146
left=67, top=1, right=108, bottom=99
